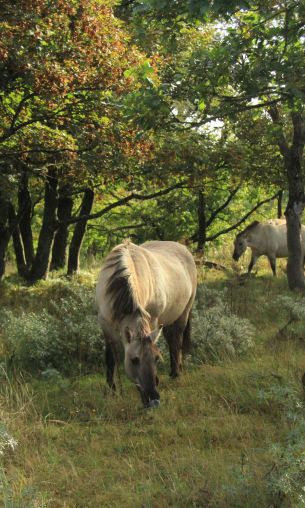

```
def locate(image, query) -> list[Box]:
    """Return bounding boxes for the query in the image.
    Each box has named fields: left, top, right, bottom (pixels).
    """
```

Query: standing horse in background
left=96, top=240, right=197, bottom=408
left=232, top=219, right=305, bottom=276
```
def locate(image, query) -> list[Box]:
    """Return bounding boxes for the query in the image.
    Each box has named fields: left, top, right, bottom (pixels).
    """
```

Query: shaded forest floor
left=1, top=252, right=305, bottom=507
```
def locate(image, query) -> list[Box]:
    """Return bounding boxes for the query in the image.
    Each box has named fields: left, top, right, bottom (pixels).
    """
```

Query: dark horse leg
left=268, top=255, right=277, bottom=276
left=248, top=252, right=259, bottom=274
left=105, top=339, right=116, bottom=391
left=182, top=315, right=191, bottom=357
left=163, top=325, right=181, bottom=378
left=163, top=311, right=191, bottom=378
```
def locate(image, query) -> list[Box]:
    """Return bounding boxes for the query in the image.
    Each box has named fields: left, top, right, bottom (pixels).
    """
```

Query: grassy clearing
left=1, top=255, right=305, bottom=507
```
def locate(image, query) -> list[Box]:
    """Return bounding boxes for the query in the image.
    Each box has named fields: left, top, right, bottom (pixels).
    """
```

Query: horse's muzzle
left=138, top=385, right=160, bottom=409
left=147, top=399, right=160, bottom=409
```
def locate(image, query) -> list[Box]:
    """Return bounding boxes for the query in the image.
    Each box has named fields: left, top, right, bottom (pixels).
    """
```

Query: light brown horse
left=96, top=240, right=197, bottom=408
left=233, top=219, right=305, bottom=275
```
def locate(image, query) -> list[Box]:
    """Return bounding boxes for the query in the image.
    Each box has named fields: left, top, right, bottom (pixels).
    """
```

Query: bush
left=0, top=423, right=17, bottom=457
left=191, top=285, right=255, bottom=363
left=273, top=295, right=305, bottom=341
left=0, top=284, right=104, bottom=375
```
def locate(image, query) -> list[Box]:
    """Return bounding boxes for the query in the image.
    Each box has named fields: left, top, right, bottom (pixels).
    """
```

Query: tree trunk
left=197, top=189, right=206, bottom=253
left=8, top=204, right=28, bottom=277
left=285, top=151, right=305, bottom=290
left=269, top=108, right=305, bottom=290
left=277, top=190, right=284, bottom=218
left=50, top=185, right=73, bottom=270
left=0, top=233, right=10, bottom=280
left=0, top=235, right=10, bottom=280
left=28, top=169, right=58, bottom=283
left=67, top=188, right=94, bottom=275
left=18, top=169, right=34, bottom=268
left=286, top=204, right=304, bottom=290
left=285, top=113, right=305, bottom=290
left=0, top=191, right=11, bottom=280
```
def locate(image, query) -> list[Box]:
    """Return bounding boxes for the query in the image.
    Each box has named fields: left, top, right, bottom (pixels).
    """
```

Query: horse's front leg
left=268, top=255, right=277, bottom=276
left=248, top=251, right=259, bottom=274
left=163, top=324, right=182, bottom=378
left=105, top=340, right=116, bottom=391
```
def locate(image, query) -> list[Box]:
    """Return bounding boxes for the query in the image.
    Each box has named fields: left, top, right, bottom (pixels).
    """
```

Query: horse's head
left=233, top=233, right=247, bottom=261
left=123, top=322, right=163, bottom=409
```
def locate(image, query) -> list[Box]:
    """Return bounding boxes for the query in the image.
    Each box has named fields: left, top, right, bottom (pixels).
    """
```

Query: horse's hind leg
left=105, top=340, right=116, bottom=391
left=182, top=315, right=191, bottom=357
left=164, top=311, right=191, bottom=378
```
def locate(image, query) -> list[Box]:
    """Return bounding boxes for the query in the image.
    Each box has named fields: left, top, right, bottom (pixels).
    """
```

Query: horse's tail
left=182, top=313, right=191, bottom=357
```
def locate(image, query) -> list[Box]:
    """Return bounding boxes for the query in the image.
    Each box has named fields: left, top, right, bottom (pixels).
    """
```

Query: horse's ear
left=151, top=325, right=163, bottom=344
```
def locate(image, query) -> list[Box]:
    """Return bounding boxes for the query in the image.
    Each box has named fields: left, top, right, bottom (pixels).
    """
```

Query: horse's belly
left=158, top=307, right=185, bottom=325
left=156, top=287, right=193, bottom=326
left=275, top=245, right=288, bottom=257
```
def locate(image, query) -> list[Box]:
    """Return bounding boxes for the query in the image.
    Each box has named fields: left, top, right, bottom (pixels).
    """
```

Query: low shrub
left=0, top=423, right=17, bottom=457
left=0, top=284, right=104, bottom=375
left=191, top=285, right=255, bottom=363
left=274, top=295, right=305, bottom=341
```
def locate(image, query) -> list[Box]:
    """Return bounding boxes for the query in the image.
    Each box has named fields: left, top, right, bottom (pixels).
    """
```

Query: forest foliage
left=3, top=0, right=305, bottom=288
left=2, top=3, right=305, bottom=506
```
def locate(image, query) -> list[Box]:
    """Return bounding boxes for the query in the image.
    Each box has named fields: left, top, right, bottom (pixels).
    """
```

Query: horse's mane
left=104, top=242, right=150, bottom=328
left=237, top=220, right=260, bottom=238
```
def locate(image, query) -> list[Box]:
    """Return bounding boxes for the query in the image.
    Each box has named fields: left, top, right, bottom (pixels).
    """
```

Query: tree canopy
left=1, top=0, right=305, bottom=289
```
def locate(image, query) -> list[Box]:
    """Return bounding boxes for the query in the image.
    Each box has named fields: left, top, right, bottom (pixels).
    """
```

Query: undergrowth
left=0, top=282, right=103, bottom=375
left=1, top=264, right=305, bottom=507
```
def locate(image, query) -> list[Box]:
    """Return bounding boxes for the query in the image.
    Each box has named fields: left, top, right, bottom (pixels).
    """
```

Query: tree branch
left=205, top=191, right=281, bottom=242
left=10, top=93, right=36, bottom=131
left=206, top=185, right=241, bottom=227
left=61, top=181, right=187, bottom=226
left=88, top=222, right=147, bottom=232
left=174, top=97, right=283, bottom=131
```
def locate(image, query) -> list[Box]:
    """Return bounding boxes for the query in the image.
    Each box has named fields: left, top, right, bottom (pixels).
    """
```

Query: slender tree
left=28, top=169, right=59, bottom=282
left=51, top=185, right=73, bottom=271
left=67, top=188, right=95, bottom=275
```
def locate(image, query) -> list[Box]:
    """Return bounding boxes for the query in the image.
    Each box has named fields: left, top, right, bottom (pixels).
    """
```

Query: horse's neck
left=245, top=225, right=261, bottom=246
left=137, top=310, right=152, bottom=335
left=126, top=246, right=153, bottom=308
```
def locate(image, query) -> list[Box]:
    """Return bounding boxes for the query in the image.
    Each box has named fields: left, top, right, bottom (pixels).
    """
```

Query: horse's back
left=142, top=240, right=197, bottom=286
left=140, top=241, right=197, bottom=322
left=143, top=240, right=195, bottom=263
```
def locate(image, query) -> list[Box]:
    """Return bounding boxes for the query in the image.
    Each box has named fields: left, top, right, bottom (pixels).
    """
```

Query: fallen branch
left=201, top=261, right=230, bottom=273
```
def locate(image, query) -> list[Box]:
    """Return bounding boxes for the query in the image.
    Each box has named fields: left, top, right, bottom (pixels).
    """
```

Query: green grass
left=1, top=255, right=305, bottom=507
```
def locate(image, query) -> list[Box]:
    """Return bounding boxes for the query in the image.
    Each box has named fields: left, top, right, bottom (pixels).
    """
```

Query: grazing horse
left=96, top=240, right=197, bottom=408
left=232, top=219, right=305, bottom=276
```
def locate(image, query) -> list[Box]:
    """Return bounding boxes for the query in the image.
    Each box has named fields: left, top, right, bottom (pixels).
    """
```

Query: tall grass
left=0, top=258, right=305, bottom=507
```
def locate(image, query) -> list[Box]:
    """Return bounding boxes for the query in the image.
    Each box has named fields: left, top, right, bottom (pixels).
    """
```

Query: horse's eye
left=131, top=357, right=140, bottom=366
